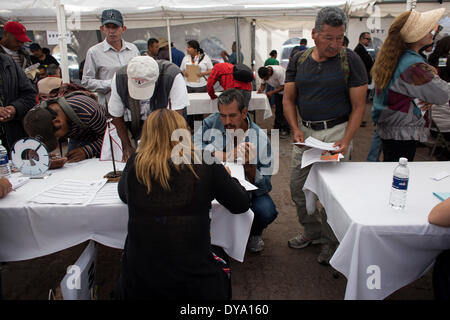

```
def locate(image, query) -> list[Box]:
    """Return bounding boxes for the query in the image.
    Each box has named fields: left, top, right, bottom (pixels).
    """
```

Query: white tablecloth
left=303, top=161, right=450, bottom=300
left=187, top=91, right=272, bottom=119
left=0, top=159, right=253, bottom=263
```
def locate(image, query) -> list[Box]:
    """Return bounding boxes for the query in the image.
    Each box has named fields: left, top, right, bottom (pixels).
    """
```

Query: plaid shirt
left=66, top=94, right=107, bottom=158
left=206, top=62, right=252, bottom=100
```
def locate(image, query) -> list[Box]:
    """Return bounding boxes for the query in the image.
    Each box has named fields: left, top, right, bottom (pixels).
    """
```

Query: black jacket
left=0, top=45, right=33, bottom=70
left=116, top=154, right=250, bottom=299
left=0, top=54, right=37, bottom=151
left=354, top=43, right=374, bottom=83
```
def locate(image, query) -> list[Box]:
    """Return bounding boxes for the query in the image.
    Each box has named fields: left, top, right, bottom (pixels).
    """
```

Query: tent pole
left=166, top=18, right=172, bottom=62
left=55, top=0, right=69, bottom=83
left=251, top=19, right=256, bottom=90
left=234, top=17, right=241, bottom=64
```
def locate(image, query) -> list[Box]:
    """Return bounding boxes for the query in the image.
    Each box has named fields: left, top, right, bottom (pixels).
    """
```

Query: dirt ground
left=1, top=103, right=440, bottom=300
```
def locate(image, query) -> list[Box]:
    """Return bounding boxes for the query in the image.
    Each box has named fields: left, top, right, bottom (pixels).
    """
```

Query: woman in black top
left=116, top=109, right=250, bottom=299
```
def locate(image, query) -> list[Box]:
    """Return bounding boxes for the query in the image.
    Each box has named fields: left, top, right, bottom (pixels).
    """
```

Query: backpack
left=232, top=63, right=254, bottom=83
left=297, top=47, right=350, bottom=87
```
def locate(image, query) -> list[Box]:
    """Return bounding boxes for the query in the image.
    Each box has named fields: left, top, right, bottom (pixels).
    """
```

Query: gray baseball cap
left=101, top=9, right=123, bottom=27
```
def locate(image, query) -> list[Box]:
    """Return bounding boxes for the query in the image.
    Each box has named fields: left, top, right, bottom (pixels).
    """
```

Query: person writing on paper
left=0, top=177, right=12, bottom=198
left=428, top=199, right=450, bottom=300
left=194, top=88, right=277, bottom=253
left=23, top=93, right=107, bottom=162
left=116, top=108, right=249, bottom=299
left=108, top=56, right=189, bottom=162
left=283, top=7, right=368, bottom=265
left=371, top=8, right=449, bottom=162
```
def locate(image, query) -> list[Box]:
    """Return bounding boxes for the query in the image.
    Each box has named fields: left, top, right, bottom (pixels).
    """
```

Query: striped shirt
left=1, top=45, right=25, bottom=69
left=65, top=94, right=107, bottom=158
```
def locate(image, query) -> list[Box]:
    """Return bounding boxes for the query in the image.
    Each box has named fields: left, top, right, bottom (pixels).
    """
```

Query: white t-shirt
left=263, top=65, right=285, bottom=94
left=180, top=54, right=213, bottom=88
left=108, top=73, right=189, bottom=121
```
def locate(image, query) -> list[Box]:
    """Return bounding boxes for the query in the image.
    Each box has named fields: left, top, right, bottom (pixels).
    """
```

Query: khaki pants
left=290, top=121, right=352, bottom=245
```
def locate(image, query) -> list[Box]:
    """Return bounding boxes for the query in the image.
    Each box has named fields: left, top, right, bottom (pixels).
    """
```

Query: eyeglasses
left=364, top=38, right=372, bottom=41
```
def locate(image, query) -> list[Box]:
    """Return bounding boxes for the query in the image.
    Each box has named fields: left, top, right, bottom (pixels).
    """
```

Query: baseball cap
left=101, top=9, right=123, bottom=27
left=23, top=106, right=58, bottom=152
left=400, top=8, right=445, bottom=43
left=38, top=77, right=62, bottom=95
left=127, top=56, right=159, bottom=100
left=4, top=21, right=31, bottom=43
left=158, top=37, right=169, bottom=48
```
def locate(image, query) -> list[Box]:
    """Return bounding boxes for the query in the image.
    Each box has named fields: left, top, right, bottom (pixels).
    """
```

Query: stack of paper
left=294, top=137, right=344, bottom=168
left=294, top=136, right=339, bottom=151
left=29, top=179, right=107, bottom=205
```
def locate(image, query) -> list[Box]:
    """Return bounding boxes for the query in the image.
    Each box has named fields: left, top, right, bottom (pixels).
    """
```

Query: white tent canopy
left=2, top=1, right=448, bottom=83
left=1, top=0, right=375, bottom=30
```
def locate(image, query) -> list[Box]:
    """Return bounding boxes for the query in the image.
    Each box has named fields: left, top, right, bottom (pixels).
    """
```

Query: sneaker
left=288, top=234, right=321, bottom=249
left=247, top=235, right=264, bottom=253
left=317, top=243, right=336, bottom=266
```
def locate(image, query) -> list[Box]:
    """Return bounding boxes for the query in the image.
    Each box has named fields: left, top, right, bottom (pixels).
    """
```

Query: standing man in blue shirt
left=170, top=42, right=185, bottom=67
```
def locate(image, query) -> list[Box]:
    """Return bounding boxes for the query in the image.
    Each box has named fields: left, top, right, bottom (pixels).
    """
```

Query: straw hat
left=400, top=8, right=445, bottom=43
left=158, top=37, right=169, bottom=48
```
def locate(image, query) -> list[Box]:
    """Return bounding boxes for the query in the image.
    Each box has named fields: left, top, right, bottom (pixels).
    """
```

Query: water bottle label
left=0, top=154, right=8, bottom=165
left=392, top=176, right=408, bottom=190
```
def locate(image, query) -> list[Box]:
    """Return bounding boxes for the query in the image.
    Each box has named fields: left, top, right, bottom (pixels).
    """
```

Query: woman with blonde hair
left=371, top=8, right=450, bottom=161
left=116, top=108, right=250, bottom=299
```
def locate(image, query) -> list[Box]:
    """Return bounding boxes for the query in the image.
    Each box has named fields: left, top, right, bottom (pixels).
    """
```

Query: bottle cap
left=399, top=157, right=408, bottom=165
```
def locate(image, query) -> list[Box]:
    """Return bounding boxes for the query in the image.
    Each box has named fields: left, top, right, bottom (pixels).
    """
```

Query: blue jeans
left=250, top=194, right=278, bottom=236
left=367, top=130, right=382, bottom=162
left=266, top=84, right=275, bottom=106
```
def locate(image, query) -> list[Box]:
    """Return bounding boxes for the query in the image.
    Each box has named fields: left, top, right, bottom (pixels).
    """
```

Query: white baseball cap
left=127, top=56, right=159, bottom=100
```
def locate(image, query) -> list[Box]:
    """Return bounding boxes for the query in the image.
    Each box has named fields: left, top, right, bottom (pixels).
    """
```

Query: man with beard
left=194, top=88, right=277, bottom=253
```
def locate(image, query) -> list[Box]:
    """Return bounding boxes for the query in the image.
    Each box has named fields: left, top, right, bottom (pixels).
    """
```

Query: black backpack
left=232, top=63, right=254, bottom=83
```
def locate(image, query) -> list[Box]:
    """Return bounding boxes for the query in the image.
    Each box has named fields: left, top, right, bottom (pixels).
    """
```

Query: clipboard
left=186, top=64, right=200, bottom=83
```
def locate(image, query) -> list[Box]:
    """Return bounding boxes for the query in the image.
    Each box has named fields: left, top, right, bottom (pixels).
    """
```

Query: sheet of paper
left=29, top=179, right=107, bottom=205
left=186, top=64, right=200, bottom=83
left=294, top=136, right=339, bottom=151
left=237, top=179, right=258, bottom=191
left=301, top=148, right=344, bottom=168
left=90, top=182, right=124, bottom=205
left=222, top=162, right=257, bottom=190
left=9, top=176, right=30, bottom=190
left=431, top=171, right=450, bottom=181
left=433, top=192, right=450, bottom=201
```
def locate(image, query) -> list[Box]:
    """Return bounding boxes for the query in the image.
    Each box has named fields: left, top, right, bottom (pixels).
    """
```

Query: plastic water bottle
left=389, top=157, right=409, bottom=209
left=0, top=139, right=11, bottom=178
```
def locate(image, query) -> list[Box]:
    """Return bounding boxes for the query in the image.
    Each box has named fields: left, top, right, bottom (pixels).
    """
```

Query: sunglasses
left=364, top=38, right=372, bottom=41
